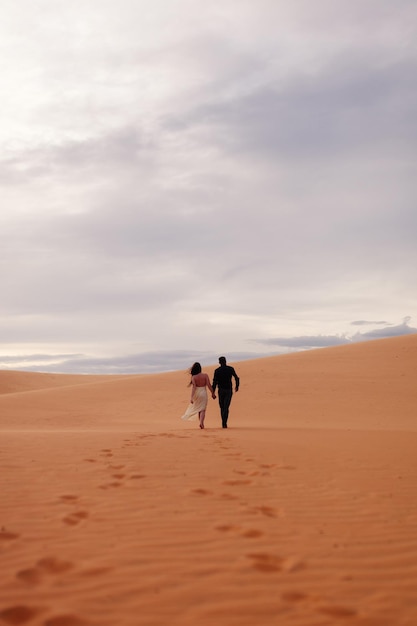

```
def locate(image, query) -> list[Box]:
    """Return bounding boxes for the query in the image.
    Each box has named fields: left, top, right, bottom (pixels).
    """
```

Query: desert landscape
left=1, top=334, right=416, bottom=626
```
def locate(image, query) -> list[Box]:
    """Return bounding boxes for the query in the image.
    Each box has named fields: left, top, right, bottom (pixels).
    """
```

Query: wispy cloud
left=352, top=318, right=416, bottom=341
left=0, top=350, right=265, bottom=375
left=2, top=319, right=415, bottom=374
left=351, top=320, right=390, bottom=326
left=255, top=319, right=417, bottom=352
left=0, top=354, right=82, bottom=365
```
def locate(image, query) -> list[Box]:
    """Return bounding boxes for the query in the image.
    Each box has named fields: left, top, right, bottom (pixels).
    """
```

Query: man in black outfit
left=212, top=356, right=240, bottom=428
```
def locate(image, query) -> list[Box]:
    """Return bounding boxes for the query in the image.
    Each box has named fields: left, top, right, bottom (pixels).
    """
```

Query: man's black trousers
left=218, top=388, right=233, bottom=428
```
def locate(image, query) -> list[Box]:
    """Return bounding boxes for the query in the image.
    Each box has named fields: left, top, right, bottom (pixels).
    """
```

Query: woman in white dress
left=181, top=362, right=215, bottom=429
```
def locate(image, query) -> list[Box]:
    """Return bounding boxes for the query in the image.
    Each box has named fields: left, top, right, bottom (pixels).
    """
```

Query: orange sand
left=1, top=334, right=416, bottom=626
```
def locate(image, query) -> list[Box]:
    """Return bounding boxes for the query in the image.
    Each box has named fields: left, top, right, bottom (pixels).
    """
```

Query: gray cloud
left=352, top=318, right=417, bottom=341
left=256, top=319, right=417, bottom=351
left=351, top=320, right=390, bottom=326
left=0, top=354, right=82, bottom=365
left=4, top=317, right=415, bottom=374
left=171, top=57, right=417, bottom=161
left=1, top=0, right=416, bottom=372
left=256, top=336, right=351, bottom=349
left=0, top=350, right=264, bottom=375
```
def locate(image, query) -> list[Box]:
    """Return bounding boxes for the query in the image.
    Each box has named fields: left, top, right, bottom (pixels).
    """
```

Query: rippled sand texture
left=1, top=334, right=416, bottom=626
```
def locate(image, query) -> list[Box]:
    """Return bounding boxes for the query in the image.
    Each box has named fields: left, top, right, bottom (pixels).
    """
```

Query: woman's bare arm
left=205, top=373, right=214, bottom=394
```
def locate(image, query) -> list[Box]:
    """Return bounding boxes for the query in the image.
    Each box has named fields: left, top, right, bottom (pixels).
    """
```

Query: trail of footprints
left=191, top=436, right=358, bottom=619
left=1, top=432, right=356, bottom=623
left=85, top=441, right=149, bottom=490
left=0, top=605, right=90, bottom=626
left=2, top=555, right=111, bottom=626
left=192, top=436, right=298, bottom=564
left=0, top=437, right=154, bottom=626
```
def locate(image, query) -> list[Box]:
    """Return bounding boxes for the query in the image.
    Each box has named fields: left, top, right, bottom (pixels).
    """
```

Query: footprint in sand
left=247, top=553, right=306, bottom=573
left=17, top=558, right=73, bottom=585
left=60, top=495, right=79, bottom=502
left=316, top=605, right=357, bottom=618
left=219, top=492, right=239, bottom=500
left=44, top=614, right=89, bottom=626
left=129, top=474, right=146, bottom=480
left=215, top=524, right=241, bottom=533
left=241, top=528, right=264, bottom=538
left=214, top=525, right=263, bottom=539
left=98, top=482, right=123, bottom=490
left=282, top=590, right=309, bottom=603
left=37, top=558, right=74, bottom=574
left=16, top=567, right=43, bottom=584
left=83, top=459, right=97, bottom=463
left=191, top=488, right=213, bottom=496
left=0, top=605, right=40, bottom=624
left=62, top=511, right=89, bottom=526
left=0, top=529, right=20, bottom=541
left=222, top=479, right=252, bottom=486
left=247, top=552, right=284, bottom=572
left=284, top=557, right=306, bottom=573
left=252, top=505, right=278, bottom=518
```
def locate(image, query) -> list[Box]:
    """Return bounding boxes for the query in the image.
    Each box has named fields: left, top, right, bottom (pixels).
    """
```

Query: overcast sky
left=1, top=0, right=416, bottom=374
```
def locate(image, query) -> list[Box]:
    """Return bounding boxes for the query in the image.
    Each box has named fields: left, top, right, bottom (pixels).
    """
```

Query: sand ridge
left=0, top=371, right=126, bottom=396
left=1, top=334, right=416, bottom=625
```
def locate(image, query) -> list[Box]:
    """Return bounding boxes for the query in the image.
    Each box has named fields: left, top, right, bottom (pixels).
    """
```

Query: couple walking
left=181, top=357, right=240, bottom=429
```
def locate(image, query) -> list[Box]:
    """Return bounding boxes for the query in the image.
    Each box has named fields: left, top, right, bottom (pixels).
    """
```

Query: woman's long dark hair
left=188, top=362, right=202, bottom=385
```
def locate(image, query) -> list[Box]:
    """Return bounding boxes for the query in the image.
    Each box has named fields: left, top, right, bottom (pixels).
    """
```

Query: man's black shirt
left=212, top=364, right=240, bottom=392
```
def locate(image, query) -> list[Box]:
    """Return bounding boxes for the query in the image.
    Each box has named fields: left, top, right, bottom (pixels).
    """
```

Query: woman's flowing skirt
left=181, top=386, right=208, bottom=421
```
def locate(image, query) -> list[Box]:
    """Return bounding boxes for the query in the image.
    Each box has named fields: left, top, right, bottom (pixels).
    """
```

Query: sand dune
left=1, top=335, right=416, bottom=625
left=0, top=371, right=121, bottom=396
